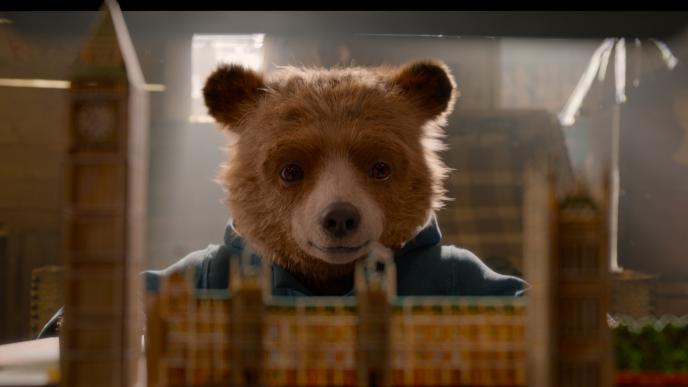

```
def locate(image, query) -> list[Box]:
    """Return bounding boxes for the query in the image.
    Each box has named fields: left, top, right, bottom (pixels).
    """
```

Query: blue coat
left=145, top=216, right=527, bottom=297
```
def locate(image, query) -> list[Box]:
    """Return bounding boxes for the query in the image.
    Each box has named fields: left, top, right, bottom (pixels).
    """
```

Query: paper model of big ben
left=524, top=165, right=612, bottom=387
left=61, top=1, right=149, bottom=385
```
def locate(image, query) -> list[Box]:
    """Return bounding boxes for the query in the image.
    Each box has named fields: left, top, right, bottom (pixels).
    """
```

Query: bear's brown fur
left=203, top=60, right=457, bottom=294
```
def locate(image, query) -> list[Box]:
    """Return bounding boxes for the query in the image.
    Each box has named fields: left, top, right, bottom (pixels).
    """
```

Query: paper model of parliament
left=46, top=2, right=620, bottom=386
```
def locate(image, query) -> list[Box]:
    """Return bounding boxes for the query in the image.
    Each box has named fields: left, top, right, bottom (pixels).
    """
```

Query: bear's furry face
left=204, top=60, right=457, bottom=285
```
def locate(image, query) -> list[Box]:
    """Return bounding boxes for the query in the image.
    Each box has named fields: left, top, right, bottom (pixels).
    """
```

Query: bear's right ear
left=203, top=64, right=265, bottom=131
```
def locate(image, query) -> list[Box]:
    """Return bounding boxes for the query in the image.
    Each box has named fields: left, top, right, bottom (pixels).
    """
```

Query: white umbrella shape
left=558, top=37, right=678, bottom=272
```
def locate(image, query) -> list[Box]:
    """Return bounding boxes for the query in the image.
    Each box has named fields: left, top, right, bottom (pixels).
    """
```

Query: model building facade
left=145, top=251, right=527, bottom=387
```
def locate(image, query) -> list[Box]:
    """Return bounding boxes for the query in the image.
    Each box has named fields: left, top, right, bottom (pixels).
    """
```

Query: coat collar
left=223, top=215, right=442, bottom=296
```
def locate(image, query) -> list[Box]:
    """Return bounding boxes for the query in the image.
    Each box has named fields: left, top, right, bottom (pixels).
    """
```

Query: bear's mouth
left=308, top=240, right=370, bottom=254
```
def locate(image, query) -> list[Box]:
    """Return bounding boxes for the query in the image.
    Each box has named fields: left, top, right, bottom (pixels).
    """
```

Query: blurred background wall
left=0, top=11, right=686, bottom=343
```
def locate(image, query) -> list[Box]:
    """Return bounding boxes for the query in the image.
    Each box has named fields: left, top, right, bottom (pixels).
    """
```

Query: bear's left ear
left=391, top=60, right=457, bottom=121
left=203, top=64, right=265, bottom=132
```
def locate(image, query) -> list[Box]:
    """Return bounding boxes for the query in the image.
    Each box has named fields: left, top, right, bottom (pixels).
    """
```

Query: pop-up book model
left=145, top=246, right=527, bottom=387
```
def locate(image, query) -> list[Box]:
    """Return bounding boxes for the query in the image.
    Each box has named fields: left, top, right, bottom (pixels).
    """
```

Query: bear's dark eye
left=369, top=161, right=392, bottom=181
left=280, top=164, right=304, bottom=183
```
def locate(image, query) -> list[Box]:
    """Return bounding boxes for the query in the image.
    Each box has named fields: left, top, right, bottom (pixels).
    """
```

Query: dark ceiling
left=2, top=11, right=687, bottom=40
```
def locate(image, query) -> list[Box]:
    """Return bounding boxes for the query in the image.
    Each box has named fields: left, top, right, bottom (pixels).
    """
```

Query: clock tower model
left=524, top=164, right=612, bottom=387
left=61, top=1, right=149, bottom=386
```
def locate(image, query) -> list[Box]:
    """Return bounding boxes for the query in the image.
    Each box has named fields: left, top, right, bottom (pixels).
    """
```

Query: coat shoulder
left=144, top=244, right=233, bottom=291
left=395, top=244, right=527, bottom=296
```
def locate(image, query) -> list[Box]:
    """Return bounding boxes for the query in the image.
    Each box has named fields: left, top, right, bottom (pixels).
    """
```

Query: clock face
left=75, top=102, right=117, bottom=147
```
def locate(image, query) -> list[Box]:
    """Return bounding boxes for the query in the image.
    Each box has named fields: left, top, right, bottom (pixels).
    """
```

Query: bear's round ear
left=203, top=64, right=265, bottom=131
left=391, top=60, right=458, bottom=121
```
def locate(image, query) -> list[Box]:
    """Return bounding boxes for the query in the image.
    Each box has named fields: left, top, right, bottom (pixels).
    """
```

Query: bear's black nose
left=321, top=201, right=361, bottom=239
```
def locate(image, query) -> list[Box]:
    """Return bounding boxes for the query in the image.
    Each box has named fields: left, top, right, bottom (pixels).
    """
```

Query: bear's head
left=203, top=60, right=457, bottom=292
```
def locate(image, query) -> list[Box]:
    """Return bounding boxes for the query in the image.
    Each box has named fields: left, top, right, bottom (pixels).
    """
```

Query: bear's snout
left=320, top=201, right=360, bottom=238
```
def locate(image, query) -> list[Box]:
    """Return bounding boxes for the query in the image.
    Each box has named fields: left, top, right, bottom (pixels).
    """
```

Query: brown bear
left=172, top=59, right=525, bottom=297
left=38, top=60, right=525, bottom=338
